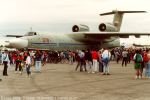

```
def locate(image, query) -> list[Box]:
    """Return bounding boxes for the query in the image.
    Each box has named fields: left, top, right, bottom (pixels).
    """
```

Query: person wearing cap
left=2, top=50, right=10, bottom=76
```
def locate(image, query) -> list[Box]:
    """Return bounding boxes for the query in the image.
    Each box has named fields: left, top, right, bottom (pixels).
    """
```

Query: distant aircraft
left=5, top=10, right=150, bottom=50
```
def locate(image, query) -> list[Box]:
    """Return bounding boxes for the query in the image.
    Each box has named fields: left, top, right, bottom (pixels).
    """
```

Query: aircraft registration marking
left=42, top=38, right=50, bottom=43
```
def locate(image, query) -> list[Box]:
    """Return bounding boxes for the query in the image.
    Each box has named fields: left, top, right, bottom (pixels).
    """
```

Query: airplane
left=5, top=10, right=150, bottom=51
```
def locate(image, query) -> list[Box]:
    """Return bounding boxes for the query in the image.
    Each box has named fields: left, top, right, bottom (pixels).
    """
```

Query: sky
left=0, top=0, right=150, bottom=46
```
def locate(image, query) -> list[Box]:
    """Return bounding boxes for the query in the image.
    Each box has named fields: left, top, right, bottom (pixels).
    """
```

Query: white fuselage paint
left=20, top=33, right=120, bottom=50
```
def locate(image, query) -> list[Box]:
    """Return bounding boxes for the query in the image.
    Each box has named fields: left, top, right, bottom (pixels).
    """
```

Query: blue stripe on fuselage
left=31, top=43, right=89, bottom=46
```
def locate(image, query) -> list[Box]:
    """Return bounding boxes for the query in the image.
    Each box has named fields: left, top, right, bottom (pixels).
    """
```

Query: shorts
left=134, top=63, right=141, bottom=69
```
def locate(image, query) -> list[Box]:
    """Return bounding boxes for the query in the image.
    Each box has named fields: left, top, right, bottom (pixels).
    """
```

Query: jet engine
left=72, top=24, right=89, bottom=32
left=99, top=23, right=117, bottom=32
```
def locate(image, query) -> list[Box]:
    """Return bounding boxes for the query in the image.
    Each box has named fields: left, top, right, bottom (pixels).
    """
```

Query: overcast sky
left=0, top=0, right=150, bottom=34
left=0, top=0, right=150, bottom=46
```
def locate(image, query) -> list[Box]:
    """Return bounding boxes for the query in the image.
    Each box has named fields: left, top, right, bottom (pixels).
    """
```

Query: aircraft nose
left=5, top=38, right=28, bottom=48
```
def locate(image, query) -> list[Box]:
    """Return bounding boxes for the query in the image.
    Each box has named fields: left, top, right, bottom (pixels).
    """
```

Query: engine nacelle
left=72, top=24, right=89, bottom=32
left=99, top=23, right=117, bottom=32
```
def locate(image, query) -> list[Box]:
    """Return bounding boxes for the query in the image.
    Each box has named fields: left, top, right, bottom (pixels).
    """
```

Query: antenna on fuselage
left=30, top=27, right=33, bottom=32
left=100, top=10, right=146, bottom=31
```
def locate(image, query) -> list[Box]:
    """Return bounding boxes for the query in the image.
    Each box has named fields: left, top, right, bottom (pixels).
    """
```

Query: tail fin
left=100, top=10, right=146, bottom=31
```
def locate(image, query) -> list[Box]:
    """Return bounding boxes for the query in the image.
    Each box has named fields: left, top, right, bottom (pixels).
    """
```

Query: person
left=127, top=50, right=131, bottom=63
left=25, top=52, right=31, bottom=77
left=102, top=48, right=111, bottom=75
left=75, top=51, right=81, bottom=71
left=15, top=54, right=23, bottom=74
left=91, top=50, right=99, bottom=73
left=1, top=52, right=4, bottom=65
left=98, top=50, right=103, bottom=74
left=2, top=50, right=10, bottom=76
left=78, top=50, right=86, bottom=72
left=133, top=50, right=143, bottom=79
left=122, top=49, right=128, bottom=67
left=68, top=51, right=74, bottom=65
left=85, top=49, right=93, bottom=73
left=42, top=51, right=47, bottom=66
left=144, top=49, right=150, bottom=78
left=110, top=49, right=115, bottom=61
left=34, top=50, right=42, bottom=72
left=115, top=50, right=120, bottom=64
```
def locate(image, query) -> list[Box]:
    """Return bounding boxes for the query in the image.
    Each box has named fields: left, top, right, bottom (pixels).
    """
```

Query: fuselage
left=6, top=33, right=120, bottom=50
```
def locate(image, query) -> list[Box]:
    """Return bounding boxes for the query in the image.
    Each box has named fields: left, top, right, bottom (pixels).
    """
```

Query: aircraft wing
left=133, top=43, right=150, bottom=47
left=82, top=32, right=150, bottom=39
left=6, top=35, right=23, bottom=38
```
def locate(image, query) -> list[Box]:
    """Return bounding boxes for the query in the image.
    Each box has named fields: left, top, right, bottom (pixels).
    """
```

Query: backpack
left=143, top=54, right=149, bottom=62
left=102, top=57, right=109, bottom=64
left=135, top=54, right=143, bottom=63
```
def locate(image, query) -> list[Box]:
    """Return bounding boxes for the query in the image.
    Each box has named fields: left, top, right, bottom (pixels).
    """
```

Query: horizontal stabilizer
left=100, top=10, right=146, bottom=16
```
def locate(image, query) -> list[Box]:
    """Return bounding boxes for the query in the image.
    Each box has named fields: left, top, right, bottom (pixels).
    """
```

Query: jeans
left=86, top=60, right=92, bottom=72
left=103, top=62, right=109, bottom=74
left=145, top=62, right=150, bottom=77
left=35, top=61, right=41, bottom=72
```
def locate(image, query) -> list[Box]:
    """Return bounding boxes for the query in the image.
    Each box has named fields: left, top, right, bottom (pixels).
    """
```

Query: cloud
left=0, top=0, right=149, bottom=34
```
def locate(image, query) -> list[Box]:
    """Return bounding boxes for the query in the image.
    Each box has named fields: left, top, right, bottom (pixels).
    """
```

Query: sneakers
left=135, top=76, right=138, bottom=79
left=92, top=72, right=95, bottom=74
left=134, top=76, right=142, bottom=79
left=139, top=76, right=142, bottom=79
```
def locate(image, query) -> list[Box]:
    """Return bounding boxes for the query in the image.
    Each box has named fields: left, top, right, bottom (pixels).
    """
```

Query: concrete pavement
left=0, top=61, right=150, bottom=100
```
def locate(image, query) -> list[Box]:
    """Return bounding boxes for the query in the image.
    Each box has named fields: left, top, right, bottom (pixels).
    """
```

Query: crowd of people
left=112, top=48, right=150, bottom=79
left=0, top=47, right=150, bottom=80
left=71, top=47, right=150, bottom=79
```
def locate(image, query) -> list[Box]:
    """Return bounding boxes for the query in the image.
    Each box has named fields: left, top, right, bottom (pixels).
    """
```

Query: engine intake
left=99, top=23, right=106, bottom=32
left=99, top=23, right=117, bottom=32
left=72, top=24, right=89, bottom=32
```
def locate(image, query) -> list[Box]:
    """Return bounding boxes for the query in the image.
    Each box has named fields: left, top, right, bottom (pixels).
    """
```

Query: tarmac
left=0, top=61, right=150, bottom=100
